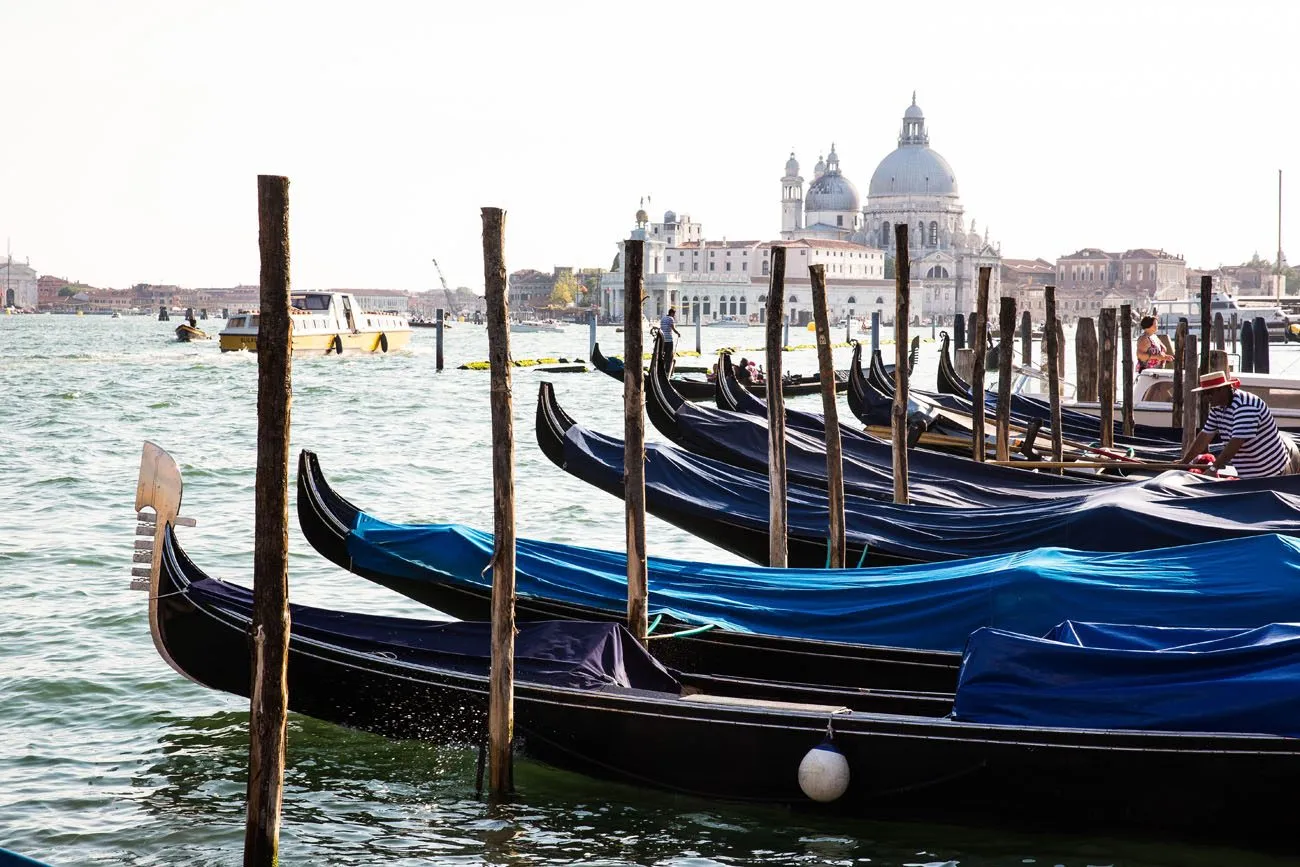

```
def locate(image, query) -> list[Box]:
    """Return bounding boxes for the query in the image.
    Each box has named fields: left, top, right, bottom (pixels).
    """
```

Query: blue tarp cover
left=188, top=577, right=680, bottom=693
left=347, top=513, right=1300, bottom=652
left=558, top=420, right=1300, bottom=563
left=953, top=620, right=1300, bottom=736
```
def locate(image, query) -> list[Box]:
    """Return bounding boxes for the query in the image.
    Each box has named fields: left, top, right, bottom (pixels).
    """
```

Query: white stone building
left=2, top=256, right=38, bottom=310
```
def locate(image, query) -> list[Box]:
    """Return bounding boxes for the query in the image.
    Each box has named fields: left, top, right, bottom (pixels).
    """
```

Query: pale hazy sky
left=1, top=0, right=1296, bottom=291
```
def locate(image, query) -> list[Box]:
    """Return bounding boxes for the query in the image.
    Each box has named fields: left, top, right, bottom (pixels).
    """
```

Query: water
left=0, top=314, right=1290, bottom=865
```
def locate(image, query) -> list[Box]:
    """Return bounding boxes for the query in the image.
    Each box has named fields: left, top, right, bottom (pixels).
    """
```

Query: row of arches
left=880, top=220, right=942, bottom=247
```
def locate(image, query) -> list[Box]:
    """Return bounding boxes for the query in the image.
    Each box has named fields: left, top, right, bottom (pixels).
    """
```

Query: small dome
left=814, top=155, right=826, bottom=177
left=806, top=173, right=860, bottom=212
left=664, top=210, right=677, bottom=224
left=904, top=102, right=924, bottom=119
left=784, top=152, right=799, bottom=176
left=635, top=208, right=649, bottom=224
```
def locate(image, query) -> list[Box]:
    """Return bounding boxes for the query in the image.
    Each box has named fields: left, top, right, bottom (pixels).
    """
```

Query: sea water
left=0, top=314, right=1289, bottom=866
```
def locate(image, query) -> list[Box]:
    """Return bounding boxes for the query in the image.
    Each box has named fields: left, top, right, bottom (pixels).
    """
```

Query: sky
left=1, top=0, right=1296, bottom=292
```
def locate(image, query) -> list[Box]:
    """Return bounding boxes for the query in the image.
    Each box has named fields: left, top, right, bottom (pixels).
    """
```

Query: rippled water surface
left=0, top=314, right=1291, bottom=865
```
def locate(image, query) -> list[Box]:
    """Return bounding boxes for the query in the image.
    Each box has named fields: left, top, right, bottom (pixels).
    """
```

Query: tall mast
left=1278, top=169, right=1285, bottom=301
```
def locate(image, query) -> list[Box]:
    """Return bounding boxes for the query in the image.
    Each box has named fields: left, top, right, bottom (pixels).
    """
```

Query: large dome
left=806, top=172, right=860, bottom=212
left=868, top=147, right=957, bottom=197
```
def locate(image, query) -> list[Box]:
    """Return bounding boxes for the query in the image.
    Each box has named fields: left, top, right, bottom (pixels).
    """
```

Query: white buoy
left=797, top=741, right=850, bottom=802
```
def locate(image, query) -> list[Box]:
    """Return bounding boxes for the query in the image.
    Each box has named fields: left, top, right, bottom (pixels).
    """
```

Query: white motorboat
left=703, top=316, right=750, bottom=329
left=511, top=319, right=566, bottom=334
left=1151, top=291, right=1292, bottom=342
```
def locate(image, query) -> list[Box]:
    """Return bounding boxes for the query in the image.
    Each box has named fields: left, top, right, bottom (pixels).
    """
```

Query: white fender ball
left=797, top=742, right=850, bottom=802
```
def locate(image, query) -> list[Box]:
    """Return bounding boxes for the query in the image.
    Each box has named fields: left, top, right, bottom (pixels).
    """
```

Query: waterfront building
left=600, top=94, right=1000, bottom=326
left=2, top=256, right=38, bottom=310
left=1054, top=247, right=1185, bottom=315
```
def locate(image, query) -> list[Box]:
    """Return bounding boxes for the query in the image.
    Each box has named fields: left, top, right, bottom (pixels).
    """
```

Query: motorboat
left=703, top=316, right=750, bottom=328
left=174, top=322, right=210, bottom=342
left=511, top=318, right=566, bottom=333
left=1151, top=291, right=1292, bottom=342
left=218, top=292, right=411, bottom=355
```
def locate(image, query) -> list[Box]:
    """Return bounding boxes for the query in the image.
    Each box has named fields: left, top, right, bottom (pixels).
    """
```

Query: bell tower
left=781, top=151, right=804, bottom=238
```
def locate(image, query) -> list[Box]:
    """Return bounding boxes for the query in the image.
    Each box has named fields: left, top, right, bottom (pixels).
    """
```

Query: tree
left=549, top=272, right=580, bottom=307
left=58, top=286, right=76, bottom=297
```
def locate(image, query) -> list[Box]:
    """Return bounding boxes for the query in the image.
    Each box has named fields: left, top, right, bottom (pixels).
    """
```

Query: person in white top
left=658, top=307, right=681, bottom=374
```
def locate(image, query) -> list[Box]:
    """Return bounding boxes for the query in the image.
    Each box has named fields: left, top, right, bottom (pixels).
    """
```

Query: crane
left=431, top=257, right=457, bottom=318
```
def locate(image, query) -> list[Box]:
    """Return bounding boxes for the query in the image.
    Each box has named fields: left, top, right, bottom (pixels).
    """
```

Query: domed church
left=781, top=93, right=1001, bottom=314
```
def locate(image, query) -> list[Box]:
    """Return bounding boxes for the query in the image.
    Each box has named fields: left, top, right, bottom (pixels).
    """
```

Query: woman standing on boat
left=1136, top=315, right=1174, bottom=372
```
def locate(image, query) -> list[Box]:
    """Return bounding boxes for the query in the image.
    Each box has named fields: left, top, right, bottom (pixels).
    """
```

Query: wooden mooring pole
left=1020, top=310, right=1033, bottom=368
left=1199, top=275, right=1212, bottom=375
left=995, top=296, right=1015, bottom=461
left=765, top=247, right=789, bottom=567
left=1120, top=304, right=1134, bottom=437
left=623, top=240, right=648, bottom=640
left=436, top=307, right=445, bottom=371
left=1075, top=317, right=1097, bottom=404
left=892, top=225, right=910, bottom=505
left=1044, top=286, right=1063, bottom=464
left=1097, top=308, right=1116, bottom=450
left=1182, top=334, right=1199, bottom=455
left=810, top=264, right=845, bottom=567
left=970, top=267, right=991, bottom=461
left=1172, top=318, right=1188, bottom=428
left=244, top=175, right=293, bottom=867
left=481, top=207, right=515, bottom=796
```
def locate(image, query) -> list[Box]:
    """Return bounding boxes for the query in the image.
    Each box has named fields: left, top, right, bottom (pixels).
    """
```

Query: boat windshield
left=292, top=294, right=332, bottom=311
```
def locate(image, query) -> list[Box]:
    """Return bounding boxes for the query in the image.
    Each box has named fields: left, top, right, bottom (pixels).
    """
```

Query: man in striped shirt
left=1181, top=371, right=1300, bottom=478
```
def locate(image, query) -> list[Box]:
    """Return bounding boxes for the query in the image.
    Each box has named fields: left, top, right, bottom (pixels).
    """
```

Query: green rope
left=855, top=544, right=869, bottom=568
left=646, top=622, right=718, bottom=640
left=646, top=613, right=663, bottom=635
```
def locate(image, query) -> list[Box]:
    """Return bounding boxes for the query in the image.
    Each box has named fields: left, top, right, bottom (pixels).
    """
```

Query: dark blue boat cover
left=558, top=420, right=1300, bottom=563
left=953, top=620, right=1300, bottom=737
left=346, top=512, right=1300, bottom=652
left=186, top=578, right=681, bottom=693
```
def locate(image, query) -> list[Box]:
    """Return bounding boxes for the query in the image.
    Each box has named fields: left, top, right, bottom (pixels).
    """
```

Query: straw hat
left=1191, top=371, right=1241, bottom=393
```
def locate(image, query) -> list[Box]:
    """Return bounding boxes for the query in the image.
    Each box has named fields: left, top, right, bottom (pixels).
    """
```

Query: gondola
left=136, top=445, right=1300, bottom=845
left=649, top=342, right=1133, bottom=504
left=299, top=446, right=1300, bottom=656
left=297, top=449, right=959, bottom=692
left=592, top=342, right=845, bottom=401
left=538, top=380, right=1300, bottom=567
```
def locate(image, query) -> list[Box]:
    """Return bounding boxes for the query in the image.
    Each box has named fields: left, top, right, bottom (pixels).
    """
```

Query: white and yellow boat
left=218, top=292, right=412, bottom=355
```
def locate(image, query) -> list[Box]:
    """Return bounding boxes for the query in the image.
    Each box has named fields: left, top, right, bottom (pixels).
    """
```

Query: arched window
left=846, top=296, right=857, bottom=304
left=729, top=295, right=738, bottom=316
left=876, top=296, right=885, bottom=305
left=739, top=295, right=747, bottom=316
left=703, top=296, right=711, bottom=316
left=691, top=295, right=701, bottom=320
left=788, top=295, right=799, bottom=303
left=925, top=266, right=950, bottom=279
left=761, top=260, right=769, bottom=276
left=928, top=221, right=938, bottom=246
left=881, top=222, right=891, bottom=246
left=917, top=222, right=924, bottom=244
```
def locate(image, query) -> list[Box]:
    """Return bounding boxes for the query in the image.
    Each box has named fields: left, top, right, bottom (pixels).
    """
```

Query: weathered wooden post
left=970, top=267, right=991, bottom=461
left=784, top=311, right=791, bottom=348
left=1020, top=310, right=1033, bottom=367
left=1241, top=319, right=1255, bottom=373
left=1212, top=312, right=1225, bottom=352
left=1097, top=308, right=1117, bottom=449
left=1172, top=318, right=1188, bottom=429
left=1230, top=312, right=1239, bottom=355
left=1182, top=334, right=1199, bottom=454
left=765, top=247, right=789, bottom=567
left=622, top=240, right=648, bottom=642
left=954, top=312, right=966, bottom=349
left=1055, top=320, right=1066, bottom=379
left=892, top=225, right=910, bottom=505
left=589, top=308, right=598, bottom=359
left=1044, top=286, right=1063, bottom=464
left=1253, top=316, right=1270, bottom=374
left=1076, top=317, right=1098, bottom=403
left=967, top=312, right=977, bottom=350
left=870, top=311, right=880, bottom=355
left=996, top=297, right=1015, bottom=461
left=435, top=307, right=445, bottom=371
left=1120, top=304, right=1135, bottom=437
left=695, top=311, right=702, bottom=355
left=810, top=264, right=845, bottom=568
left=481, top=206, right=516, bottom=797
left=1198, top=276, right=1212, bottom=375
left=244, top=174, right=293, bottom=867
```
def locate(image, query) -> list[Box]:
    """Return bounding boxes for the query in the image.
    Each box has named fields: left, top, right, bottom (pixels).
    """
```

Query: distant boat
left=218, top=292, right=411, bottom=355
left=511, top=318, right=565, bottom=334
left=175, top=323, right=210, bottom=342
left=704, top=315, right=750, bottom=329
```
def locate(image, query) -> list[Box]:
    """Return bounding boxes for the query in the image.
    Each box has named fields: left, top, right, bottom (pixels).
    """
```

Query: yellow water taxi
left=218, top=292, right=412, bottom=354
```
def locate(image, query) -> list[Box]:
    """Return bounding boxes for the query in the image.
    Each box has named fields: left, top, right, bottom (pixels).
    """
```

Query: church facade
left=599, top=95, right=1000, bottom=326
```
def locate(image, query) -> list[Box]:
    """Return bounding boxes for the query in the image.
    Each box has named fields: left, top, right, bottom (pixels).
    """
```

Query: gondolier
left=659, top=307, right=681, bottom=374
left=1181, top=371, right=1300, bottom=478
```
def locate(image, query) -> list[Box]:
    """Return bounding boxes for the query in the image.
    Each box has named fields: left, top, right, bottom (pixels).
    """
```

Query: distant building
left=2, top=256, right=38, bottom=310
left=1000, top=258, right=1056, bottom=321
left=1053, top=247, right=1185, bottom=317
left=508, top=269, right=557, bottom=311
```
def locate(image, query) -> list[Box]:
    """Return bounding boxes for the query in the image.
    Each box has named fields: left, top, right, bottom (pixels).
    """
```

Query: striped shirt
left=659, top=314, right=676, bottom=342
left=1203, top=389, right=1289, bottom=478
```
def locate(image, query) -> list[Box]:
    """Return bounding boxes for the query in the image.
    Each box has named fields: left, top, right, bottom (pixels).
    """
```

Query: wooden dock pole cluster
left=809, top=264, right=845, bottom=567
left=892, top=224, right=910, bottom=505
left=623, top=241, right=648, bottom=641
left=244, top=175, right=293, bottom=867
left=1044, top=286, right=1063, bottom=464
left=481, top=207, right=516, bottom=797
left=765, top=247, right=789, bottom=567
left=970, top=267, right=991, bottom=462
